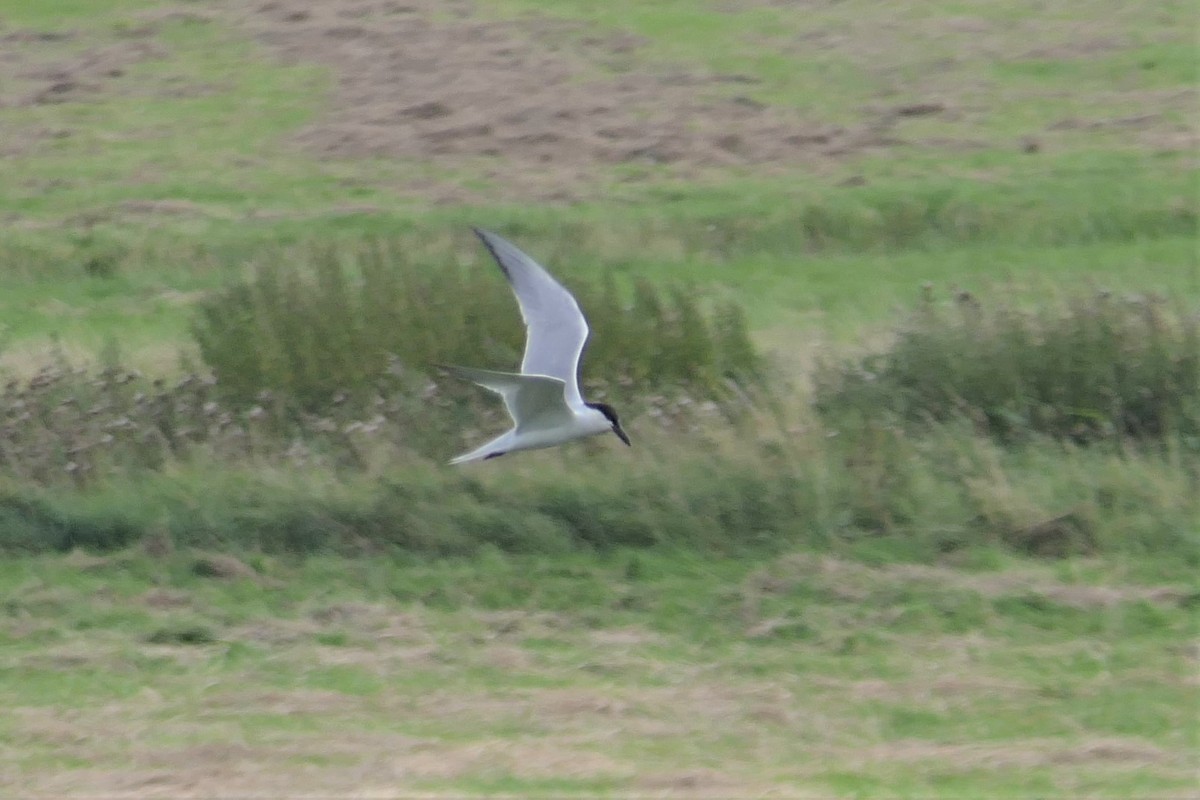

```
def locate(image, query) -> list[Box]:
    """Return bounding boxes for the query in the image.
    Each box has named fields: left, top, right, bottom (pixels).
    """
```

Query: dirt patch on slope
left=0, top=34, right=167, bottom=109
left=236, top=0, right=872, bottom=202
left=4, top=0, right=1190, bottom=209
left=0, top=24, right=170, bottom=163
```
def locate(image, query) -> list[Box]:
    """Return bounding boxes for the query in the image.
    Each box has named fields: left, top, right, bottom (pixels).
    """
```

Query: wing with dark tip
left=472, top=228, right=590, bottom=408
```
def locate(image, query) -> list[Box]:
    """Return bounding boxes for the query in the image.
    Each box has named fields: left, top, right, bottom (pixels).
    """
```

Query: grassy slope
left=0, top=0, right=1197, bottom=796
left=0, top=0, right=1195, bottom=363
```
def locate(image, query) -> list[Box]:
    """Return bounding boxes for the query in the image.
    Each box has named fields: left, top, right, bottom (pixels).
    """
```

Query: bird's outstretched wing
left=441, top=366, right=574, bottom=465
left=472, top=228, right=590, bottom=408
left=439, top=365, right=571, bottom=428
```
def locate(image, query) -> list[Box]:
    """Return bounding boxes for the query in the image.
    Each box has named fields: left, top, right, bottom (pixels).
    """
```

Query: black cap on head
left=588, top=402, right=631, bottom=447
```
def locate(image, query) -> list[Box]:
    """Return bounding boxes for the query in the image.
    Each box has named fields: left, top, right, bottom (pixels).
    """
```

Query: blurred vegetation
left=191, top=237, right=762, bottom=412
left=0, top=423, right=1194, bottom=564
left=2, top=2, right=1196, bottom=793
left=0, top=283, right=1195, bottom=564
left=816, top=289, right=1200, bottom=447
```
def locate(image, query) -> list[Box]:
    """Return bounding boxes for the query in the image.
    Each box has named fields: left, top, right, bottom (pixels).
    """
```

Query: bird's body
left=445, top=229, right=630, bottom=465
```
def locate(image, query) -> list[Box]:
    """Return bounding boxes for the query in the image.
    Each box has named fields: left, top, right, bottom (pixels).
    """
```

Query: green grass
left=1, top=183, right=1193, bottom=365
left=816, top=288, right=1199, bottom=445
left=0, top=0, right=1194, bottom=361
left=0, top=0, right=1197, bottom=794
left=3, top=7, right=330, bottom=222
left=1, top=548, right=1195, bottom=796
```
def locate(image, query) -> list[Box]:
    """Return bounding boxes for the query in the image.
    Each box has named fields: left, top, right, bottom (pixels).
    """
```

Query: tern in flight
left=444, top=228, right=631, bottom=465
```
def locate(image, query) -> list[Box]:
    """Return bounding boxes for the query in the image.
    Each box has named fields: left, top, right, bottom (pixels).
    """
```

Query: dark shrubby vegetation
left=816, top=289, right=1200, bottom=448
left=191, top=237, right=762, bottom=413
left=0, top=234, right=765, bottom=484
left=0, top=428, right=1194, bottom=565
left=0, top=265, right=1195, bottom=563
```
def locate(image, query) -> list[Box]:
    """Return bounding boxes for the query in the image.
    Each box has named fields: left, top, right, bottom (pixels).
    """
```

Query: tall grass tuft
left=192, top=238, right=763, bottom=412
left=815, top=289, right=1200, bottom=447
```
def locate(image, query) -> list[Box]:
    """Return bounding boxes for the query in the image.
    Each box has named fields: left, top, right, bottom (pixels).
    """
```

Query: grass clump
left=816, top=289, right=1200, bottom=447
left=145, top=622, right=217, bottom=646
left=191, top=237, right=763, bottom=413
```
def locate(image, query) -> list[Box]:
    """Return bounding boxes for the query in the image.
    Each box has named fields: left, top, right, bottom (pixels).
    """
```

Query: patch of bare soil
left=235, top=0, right=871, bottom=202
left=765, top=5, right=1196, bottom=154
left=0, top=34, right=166, bottom=109
left=0, top=25, right=169, bottom=164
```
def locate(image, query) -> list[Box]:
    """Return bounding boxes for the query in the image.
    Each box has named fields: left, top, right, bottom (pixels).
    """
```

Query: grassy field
left=1, top=0, right=1195, bottom=362
left=1, top=0, right=1197, bottom=796
left=2, top=548, right=1196, bottom=796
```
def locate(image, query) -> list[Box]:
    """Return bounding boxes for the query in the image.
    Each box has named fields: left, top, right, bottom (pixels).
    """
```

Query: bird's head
left=588, top=402, right=631, bottom=447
